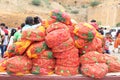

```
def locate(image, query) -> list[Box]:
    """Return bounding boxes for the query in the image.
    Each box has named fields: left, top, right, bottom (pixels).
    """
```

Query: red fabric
left=3, top=29, right=8, bottom=34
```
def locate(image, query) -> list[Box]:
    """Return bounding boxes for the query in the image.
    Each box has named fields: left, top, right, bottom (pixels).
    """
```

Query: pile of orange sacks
left=0, top=9, right=120, bottom=79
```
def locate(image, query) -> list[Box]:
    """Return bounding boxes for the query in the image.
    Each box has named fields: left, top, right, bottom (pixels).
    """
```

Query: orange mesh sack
left=80, top=51, right=106, bottom=64
left=32, top=58, right=55, bottom=70
left=42, top=19, right=56, bottom=28
left=7, top=56, right=32, bottom=75
left=75, top=38, right=87, bottom=48
left=14, top=40, right=32, bottom=55
left=55, top=65, right=79, bottom=76
left=0, top=58, right=8, bottom=72
left=81, top=63, right=108, bottom=79
left=21, top=27, right=45, bottom=41
left=46, top=22, right=68, bottom=33
left=32, top=58, right=55, bottom=75
left=56, top=57, right=79, bottom=67
left=106, top=59, right=120, bottom=72
left=104, top=54, right=120, bottom=72
left=53, top=47, right=78, bottom=59
left=81, top=37, right=103, bottom=54
left=4, top=40, right=31, bottom=57
left=52, top=38, right=74, bottom=52
left=38, top=50, right=54, bottom=59
left=4, top=45, right=16, bottom=58
left=74, top=23, right=96, bottom=42
left=32, top=66, right=54, bottom=75
left=26, top=41, right=48, bottom=59
left=45, top=29, right=70, bottom=48
left=50, top=9, right=71, bottom=25
left=56, top=48, right=79, bottom=67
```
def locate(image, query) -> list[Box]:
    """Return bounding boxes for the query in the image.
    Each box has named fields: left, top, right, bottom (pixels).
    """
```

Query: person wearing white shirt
left=22, top=16, right=41, bottom=31
left=0, top=24, right=5, bottom=58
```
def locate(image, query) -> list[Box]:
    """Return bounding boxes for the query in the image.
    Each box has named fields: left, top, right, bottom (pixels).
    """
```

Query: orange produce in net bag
left=74, top=23, right=96, bottom=42
left=32, top=58, right=55, bottom=70
left=32, top=66, right=54, bottom=75
left=55, top=65, right=79, bottom=76
left=21, top=27, right=45, bottom=41
left=46, top=22, right=68, bottom=33
left=81, top=63, right=108, bottom=79
left=80, top=51, right=106, bottom=64
left=81, top=37, right=103, bottom=54
left=42, top=19, right=56, bottom=28
left=50, top=9, right=71, bottom=25
left=38, top=50, right=54, bottom=59
left=7, top=56, right=32, bottom=75
left=4, top=40, right=32, bottom=57
left=26, top=41, right=48, bottom=59
left=56, top=47, right=79, bottom=67
left=32, top=58, right=55, bottom=75
left=0, top=58, right=8, bottom=72
left=53, top=47, right=78, bottom=59
left=52, top=38, right=74, bottom=52
left=45, top=29, right=70, bottom=48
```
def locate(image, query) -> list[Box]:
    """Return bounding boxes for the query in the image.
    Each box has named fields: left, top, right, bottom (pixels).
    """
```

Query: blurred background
left=0, top=0, right=120, bottom=28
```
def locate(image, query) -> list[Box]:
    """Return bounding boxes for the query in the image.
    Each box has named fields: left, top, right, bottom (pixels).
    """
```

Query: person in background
left=2, top=28, right=9, bottom=55
left=90, top=19, right=99, bottom=31
left=7, top=28, right=17, bottom=49
left=114, top=30, right=120, bottom=53
left=98, top=27, right=104, bottom=35
left=34, top=16, right=42, bottom=25
left=104, top=33, right=113, bottom=54
left=103, top=28, right=110, bottom=37
left=13, top=23, right=25, bottom=42
left=0, top=23, right=5, bottom=57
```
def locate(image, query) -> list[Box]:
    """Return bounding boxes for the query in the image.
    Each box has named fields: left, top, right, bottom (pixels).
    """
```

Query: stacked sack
left=50, top=9, right=72, bottom=25
left=80, top=51, right=108, bottom=79
left=45, top=22, right=79, bottom=76
left=3, top=38, right=32, bottom=75
left=3, top=26, right=55, bottom=75
left=74, top=22, right=103, bottom=54
left=80, top=51, right=120, bottom=79
left=50, top=9, right=76, bottom=40
left=22, top=27, right=55, bottom=75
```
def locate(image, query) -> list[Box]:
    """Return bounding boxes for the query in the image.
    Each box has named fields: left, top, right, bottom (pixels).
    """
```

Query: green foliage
left=97, top=21, right=102, bottom=25
left=71, top=9, right=79, bottom=14
left=90, top=0, right=101, bottom=7
left=116, top=22, right=120, bottom=27
left=32, top=0, right=41, bottom=6
left=81, top=5, right=88, bottom=8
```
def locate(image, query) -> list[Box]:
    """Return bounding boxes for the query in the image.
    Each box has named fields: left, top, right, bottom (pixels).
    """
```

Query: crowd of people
left=0, top=17, right=120, bottom=58
left=0, top=16, right=42, bottom=58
